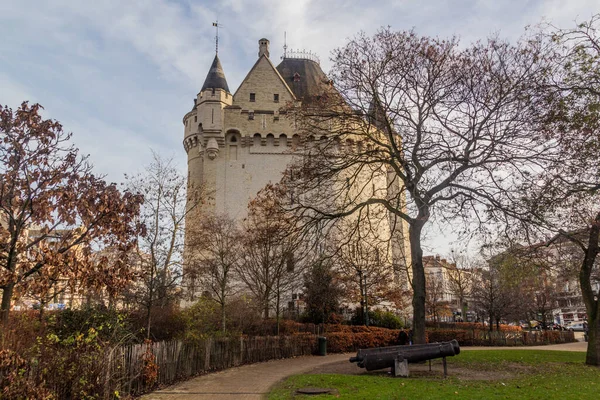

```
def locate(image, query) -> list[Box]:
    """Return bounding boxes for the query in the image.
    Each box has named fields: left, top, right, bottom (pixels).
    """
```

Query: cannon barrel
left=351, top=340, right=460, bottom=371
left=350, top=342, right=443, bottom=362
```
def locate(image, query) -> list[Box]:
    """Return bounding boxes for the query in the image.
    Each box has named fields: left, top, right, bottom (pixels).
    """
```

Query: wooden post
left=442, top=356, right=447, bottom=378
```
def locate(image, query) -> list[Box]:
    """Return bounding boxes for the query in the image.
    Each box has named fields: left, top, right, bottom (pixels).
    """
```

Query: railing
left=282, top=49, right=321, bottom=64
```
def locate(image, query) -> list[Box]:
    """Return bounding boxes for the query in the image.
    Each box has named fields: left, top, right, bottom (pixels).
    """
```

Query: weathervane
left=212, top=20, right=222, bottom=54
left=283, top=31, right=288, bottom=59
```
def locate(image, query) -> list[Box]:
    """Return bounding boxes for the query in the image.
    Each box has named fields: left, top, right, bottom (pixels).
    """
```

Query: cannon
left=349, top=340, right=460, bottom=377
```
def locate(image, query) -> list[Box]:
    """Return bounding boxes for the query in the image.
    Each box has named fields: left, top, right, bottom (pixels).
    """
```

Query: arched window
left=279, top=134, right=287, bottom=147
left=292, top=134, right=300, bottom=148
left=266, top=133, right=275, bottom=146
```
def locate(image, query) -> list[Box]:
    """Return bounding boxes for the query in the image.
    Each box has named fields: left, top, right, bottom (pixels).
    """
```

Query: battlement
left=183, top=130, right=373, bottom=155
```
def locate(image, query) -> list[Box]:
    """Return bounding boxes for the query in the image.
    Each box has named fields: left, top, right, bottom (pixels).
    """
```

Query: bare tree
left=126, top=152, right=196, bottom=338
left=194, top=214, right=241, bottom=332
left=238, top=184, right=304, bottom=333
left=334, top=235, right=396, bottom=325
left=425, top=273, right=449, bottom=324
left=445, top=251, right=475, bottom=321
left=470, top=264, right=516, bottom=331
left=491, top=15, right=600, bottom=365
left=283, top=29, right=557, bottom=343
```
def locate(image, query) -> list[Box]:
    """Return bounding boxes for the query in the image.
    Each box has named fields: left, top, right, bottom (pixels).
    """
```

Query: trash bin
left=318, top=336, right=327, bottom=356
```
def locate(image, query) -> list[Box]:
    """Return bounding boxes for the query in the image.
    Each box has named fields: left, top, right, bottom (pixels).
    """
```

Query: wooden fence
left=107, top=335, right=317, bottom=396
left=427, top=328, right=576, bottom=346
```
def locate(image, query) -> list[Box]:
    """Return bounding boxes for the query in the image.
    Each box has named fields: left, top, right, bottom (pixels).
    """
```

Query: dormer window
left=250, top=93, right=256, bottom=102
left=274, top=94, right=279, bottom=102
left=293, top=73, right=301, bottom=82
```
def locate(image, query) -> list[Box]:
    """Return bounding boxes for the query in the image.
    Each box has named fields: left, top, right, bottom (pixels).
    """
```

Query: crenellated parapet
left=183, top=129, right=378, bottom=156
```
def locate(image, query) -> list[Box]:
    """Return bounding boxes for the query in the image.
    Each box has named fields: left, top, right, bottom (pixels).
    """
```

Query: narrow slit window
left=250, top=93, right=256, bottom=102
left=274, top=94, right=279, bottom=102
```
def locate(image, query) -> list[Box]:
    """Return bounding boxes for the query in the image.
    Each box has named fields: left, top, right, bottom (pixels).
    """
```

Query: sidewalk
left=142, top=341, right=587, bottom=400
left=141, top=353, right=350, bottom=400
left=462, top=340, right=587, bottom=352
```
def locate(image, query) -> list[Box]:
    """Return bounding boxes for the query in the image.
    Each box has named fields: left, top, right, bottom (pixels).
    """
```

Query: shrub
left=323, top=326, right=401, bottom=352
left=425, top=321, right=522, bottom=332
left=0, top=310, right=43, bottom=353
left=48, top=307, right=133, bottom=343
left=0, top=349, right=54, bottom=399
left=370, top=310, right=404, bottom=329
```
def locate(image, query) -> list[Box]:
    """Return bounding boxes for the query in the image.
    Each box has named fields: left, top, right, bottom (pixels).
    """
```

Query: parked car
left=566, top=322, right=586, bottom=332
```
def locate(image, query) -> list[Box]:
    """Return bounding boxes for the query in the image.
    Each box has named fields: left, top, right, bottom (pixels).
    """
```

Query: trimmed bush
left=324, top=327, right=400, bottom=352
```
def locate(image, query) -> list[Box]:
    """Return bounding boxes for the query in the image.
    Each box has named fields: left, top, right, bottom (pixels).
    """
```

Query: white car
left=566, top=322, right=586, bottom=332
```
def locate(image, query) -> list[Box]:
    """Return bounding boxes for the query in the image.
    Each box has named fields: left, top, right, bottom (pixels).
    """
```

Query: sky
left=1, top=0, right=598, bottom=255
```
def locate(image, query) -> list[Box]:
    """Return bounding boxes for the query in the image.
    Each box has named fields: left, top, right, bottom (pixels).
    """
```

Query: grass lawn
left=268, top=350, right=600, bottom=399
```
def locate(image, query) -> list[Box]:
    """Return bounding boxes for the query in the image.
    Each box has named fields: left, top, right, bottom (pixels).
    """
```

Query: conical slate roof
left=201, top=55, right=230, bottom=93
left=276, top=58, right=329, bottom=101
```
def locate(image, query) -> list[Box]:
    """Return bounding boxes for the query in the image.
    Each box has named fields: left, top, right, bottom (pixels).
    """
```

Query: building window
left=211, top=88, right=215, bottom=95
left=293, top=73, right=301, bottom=82
left=250, top=93, right=256, bottom=102
left=249, top=111, right=255, bottom=120
left=274, top=94, right=279, bottom=102
left=194, top=116, right=197, bottom=122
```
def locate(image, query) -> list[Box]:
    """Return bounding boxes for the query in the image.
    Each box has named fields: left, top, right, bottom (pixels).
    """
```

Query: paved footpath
left=142, top=341, right=587, bottom=400
left=141, top=353, right=350, bottom=400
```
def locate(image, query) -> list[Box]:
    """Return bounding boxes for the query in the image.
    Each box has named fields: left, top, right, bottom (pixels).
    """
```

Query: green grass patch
left=268, top=350, right=600, bottom=400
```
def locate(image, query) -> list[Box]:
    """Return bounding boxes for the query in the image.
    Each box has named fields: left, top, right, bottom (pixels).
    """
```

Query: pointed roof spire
left=200, top=55, right=230, bottom=93
left=368, top=92, right=387, bottom=128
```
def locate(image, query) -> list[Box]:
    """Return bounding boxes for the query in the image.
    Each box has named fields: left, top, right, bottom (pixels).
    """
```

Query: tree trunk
left=221, top=301, right=226, bottom=333
left=264, top=296, right=270, bottom=319
left=580, top=212, right=600, bottom=366
left=1, top=283, right=14, bottom=325
left=39, top=300, right=46, bottom=322
left=461, top=301, right=468, bottom=323
left=276, top=290, right=281, bottom=336
left=587, top=311, right=599, bottom=366
left=409, top=221, right=426, bottom=344
left=146, top=303, right=152, bottom=340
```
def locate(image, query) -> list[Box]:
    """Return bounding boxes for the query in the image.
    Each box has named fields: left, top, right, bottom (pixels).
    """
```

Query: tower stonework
left=183, top=39, right=411, bottom=302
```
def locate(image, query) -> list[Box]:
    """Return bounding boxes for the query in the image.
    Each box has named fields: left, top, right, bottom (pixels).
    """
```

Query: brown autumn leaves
left=0, top=102, right=144, bottom=324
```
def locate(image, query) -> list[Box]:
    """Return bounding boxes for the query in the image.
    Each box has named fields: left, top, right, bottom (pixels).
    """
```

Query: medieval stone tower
left=183, top=39, right=412, bottom=299
left=183, top=39, right=316, bottom=218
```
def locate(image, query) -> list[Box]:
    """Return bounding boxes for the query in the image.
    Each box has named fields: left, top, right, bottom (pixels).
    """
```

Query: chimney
left=258, top=38, right=270, bottom=58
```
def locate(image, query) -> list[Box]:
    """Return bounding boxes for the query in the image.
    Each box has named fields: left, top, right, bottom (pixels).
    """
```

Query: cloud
left=0, top=0, right=598, bottom=250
